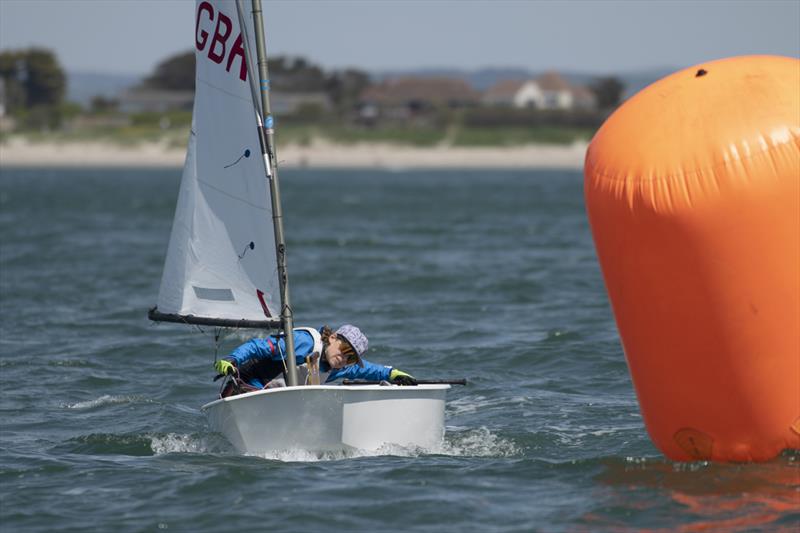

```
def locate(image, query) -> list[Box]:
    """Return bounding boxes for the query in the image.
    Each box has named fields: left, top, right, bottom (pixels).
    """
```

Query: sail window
left=193, top=286, right=235, bottom=301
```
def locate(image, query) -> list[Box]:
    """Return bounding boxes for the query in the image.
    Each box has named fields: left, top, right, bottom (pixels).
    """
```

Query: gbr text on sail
left=196, top=1, right=248, bottom=82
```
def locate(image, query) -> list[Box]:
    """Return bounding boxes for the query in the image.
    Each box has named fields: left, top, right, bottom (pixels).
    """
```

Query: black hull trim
left=148, top=307, right=281, bottom=329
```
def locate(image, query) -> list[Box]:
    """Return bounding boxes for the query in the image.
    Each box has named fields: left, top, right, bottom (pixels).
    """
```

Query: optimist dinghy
left=149, top=0, right=452, bottom=455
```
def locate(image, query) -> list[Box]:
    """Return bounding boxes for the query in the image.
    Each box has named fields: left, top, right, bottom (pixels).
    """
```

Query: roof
left=535, top=71, right=572, bottom=92
left=483, top=79, right=528, bottom=100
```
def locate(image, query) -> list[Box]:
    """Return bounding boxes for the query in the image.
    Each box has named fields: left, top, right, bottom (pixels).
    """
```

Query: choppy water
left=0, top=166, right=797, bottom=532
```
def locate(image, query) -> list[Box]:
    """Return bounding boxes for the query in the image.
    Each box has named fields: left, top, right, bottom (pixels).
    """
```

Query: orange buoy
left=584, top=55, right=800, bottom=462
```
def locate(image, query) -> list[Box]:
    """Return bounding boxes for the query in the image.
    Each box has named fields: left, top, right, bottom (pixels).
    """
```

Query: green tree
left=24, top=48, right=66, bottom=107
left=143, top=50, right=195, bottom=91
left=90, top=95, right=119, bottom=113
left=590, top=76, right=625, bottom=110
left=0, top=48, right=66, bottom=110
left=269, top=55, right=326, bottom=91
left=326, top=68, right=371, bottom=112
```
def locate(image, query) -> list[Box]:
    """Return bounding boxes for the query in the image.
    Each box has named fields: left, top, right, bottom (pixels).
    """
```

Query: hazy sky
left=1, top=0, right=798, bottom=76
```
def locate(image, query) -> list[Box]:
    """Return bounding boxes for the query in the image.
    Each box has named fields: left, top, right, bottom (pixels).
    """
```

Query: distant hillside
left=66, top=71, right=143, bottom=107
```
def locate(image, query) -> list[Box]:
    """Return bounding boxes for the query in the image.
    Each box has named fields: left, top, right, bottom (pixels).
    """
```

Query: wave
left=150, top=433, right=220, bottom=455
left=446, top=394, right=532, bottom=416
left=64, top=395, right=154, bottom=410
left=438, top=426, right=521, bottom=457
left=54, top=431, right=223, bottom=456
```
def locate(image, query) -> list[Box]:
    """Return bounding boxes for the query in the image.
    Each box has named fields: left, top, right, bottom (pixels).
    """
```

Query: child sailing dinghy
left=148, top=0, right=452, bottom=455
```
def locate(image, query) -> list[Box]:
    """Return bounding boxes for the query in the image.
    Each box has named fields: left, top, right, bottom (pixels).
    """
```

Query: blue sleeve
left=227, top=338, right=278, bottom=365
left=229, top=330, right=315, bottom=367
left=325, top=359, right=391, bottom=383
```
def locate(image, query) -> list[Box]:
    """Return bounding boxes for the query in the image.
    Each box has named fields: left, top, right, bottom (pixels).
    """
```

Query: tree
left=90, top=95, right=119, bottom=113
left=0, top=48, right=66, bottom=110
left=326, top=68, right=371, bottom=111
left=144, top=50, right=195, bottom=91
left=24, top=48, right=66, bottom=107
left=590, top=76, right=625, bottom=110
left=268, top=55, right=326, bottom=91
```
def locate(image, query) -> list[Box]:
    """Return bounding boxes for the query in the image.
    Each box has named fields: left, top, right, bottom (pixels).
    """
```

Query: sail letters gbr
left=196, top=1, right=248, bottom=82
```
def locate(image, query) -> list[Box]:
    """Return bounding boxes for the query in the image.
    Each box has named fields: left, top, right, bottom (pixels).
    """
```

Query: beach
left=0, top=137, right=588, bottom=169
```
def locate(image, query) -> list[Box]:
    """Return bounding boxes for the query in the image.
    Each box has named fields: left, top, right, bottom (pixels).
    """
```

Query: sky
left=1, top=0, right=798, bottom=76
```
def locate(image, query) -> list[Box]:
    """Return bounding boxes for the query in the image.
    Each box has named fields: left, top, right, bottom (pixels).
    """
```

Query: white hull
left=201, top=384, right=449, bottom=454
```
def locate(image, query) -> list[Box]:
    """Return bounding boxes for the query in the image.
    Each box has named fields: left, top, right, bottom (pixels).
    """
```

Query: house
left=359, top=77, right=480, bottom=122
left=483, top=72, right=595, bottom=111
left=568, top=84, right=597, bottom=111
left=482, top=80, right=542, bottom=108
left=535, top=71, right=574, bottom=110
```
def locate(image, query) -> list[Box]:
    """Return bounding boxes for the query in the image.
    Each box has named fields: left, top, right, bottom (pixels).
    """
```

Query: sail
left=152, top=0, right=280, bottom=327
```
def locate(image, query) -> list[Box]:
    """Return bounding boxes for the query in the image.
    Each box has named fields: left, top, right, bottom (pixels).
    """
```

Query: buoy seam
left=585, top=128, right=799, bottom=184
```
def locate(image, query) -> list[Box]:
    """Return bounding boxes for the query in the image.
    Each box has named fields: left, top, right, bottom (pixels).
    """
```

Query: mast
left=248, top=0, right=298, bottom=387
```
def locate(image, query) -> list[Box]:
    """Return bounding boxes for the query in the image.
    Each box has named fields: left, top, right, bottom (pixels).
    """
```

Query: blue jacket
left=225, top=329, right=391, bottom=388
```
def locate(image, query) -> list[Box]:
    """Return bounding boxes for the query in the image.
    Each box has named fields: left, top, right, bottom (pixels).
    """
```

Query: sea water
left=0, top=167, right=796, bottom=532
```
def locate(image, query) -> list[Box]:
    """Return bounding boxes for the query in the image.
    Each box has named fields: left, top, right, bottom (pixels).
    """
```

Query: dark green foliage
left=269, top=55, right=326, bottom=91
left=325, top=68, right=371, bottom=111
left=90, top=95, right=119, bottom=113
left=590, top=76, right=625, bottom=110
left=143, top=51, right=195, bottom=91
left=0, top=48, right=66, bottom=110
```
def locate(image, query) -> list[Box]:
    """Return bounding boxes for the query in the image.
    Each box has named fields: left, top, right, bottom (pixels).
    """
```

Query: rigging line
left=195, top=178, right=269, bottom=211
left=235, top=0, right=265, bottom=119
left=277, top=336, right=289, bottom=375
left=195, top=76, right=253, bottom=105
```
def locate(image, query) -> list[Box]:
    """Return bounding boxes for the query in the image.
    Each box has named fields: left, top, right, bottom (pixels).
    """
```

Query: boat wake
left=242, top=426, right=520, bottom=462
left=150, top=433, right=225, bottom=455
left=439, top=426, right=520, bottom=457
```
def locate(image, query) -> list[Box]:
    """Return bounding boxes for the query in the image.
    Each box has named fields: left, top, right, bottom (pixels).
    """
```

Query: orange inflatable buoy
left=584, top=55, right=800, bottom=462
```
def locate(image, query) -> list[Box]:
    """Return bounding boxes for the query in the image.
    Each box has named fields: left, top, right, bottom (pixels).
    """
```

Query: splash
left=437, top=426, right=520, bottom=457
left=243, top=426, right=520, bottom=462
left=65, top=395, right=152, bottom=409
left=150, top=433, right=216, bottom=455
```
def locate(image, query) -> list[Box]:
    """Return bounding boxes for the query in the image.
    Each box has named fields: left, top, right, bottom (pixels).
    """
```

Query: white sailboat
left=149, top=0, right=453, bottom=455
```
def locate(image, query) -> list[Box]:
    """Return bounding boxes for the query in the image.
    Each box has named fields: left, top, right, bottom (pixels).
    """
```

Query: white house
left=483, top=80, right=541, bottom=108
left=483, top=72, right=594, bottom=111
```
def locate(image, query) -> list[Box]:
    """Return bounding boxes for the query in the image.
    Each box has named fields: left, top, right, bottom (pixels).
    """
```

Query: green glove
left=390, top=368, right=417, bottom=386
left=214, top=359, right=236, bottom=376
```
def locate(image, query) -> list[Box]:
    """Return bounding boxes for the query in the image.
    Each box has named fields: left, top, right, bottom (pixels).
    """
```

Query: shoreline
left=0, top=137, right=587, bottom=170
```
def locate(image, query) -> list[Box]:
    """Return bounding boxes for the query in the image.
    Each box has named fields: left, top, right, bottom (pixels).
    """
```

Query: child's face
left=324, top=335, right=349, bottom=369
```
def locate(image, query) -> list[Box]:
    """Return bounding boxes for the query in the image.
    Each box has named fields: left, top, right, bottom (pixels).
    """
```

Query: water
left=0, top=167, right=796, bottom=532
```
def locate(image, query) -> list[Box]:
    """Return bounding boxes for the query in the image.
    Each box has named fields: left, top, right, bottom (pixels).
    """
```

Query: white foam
left=245, top=426, right=520, bottom=462
left=150, top=433, right=211, bottom=455
left=437, top=426, right=520, bottom=457
left=66, top=395, right=147, bottom=409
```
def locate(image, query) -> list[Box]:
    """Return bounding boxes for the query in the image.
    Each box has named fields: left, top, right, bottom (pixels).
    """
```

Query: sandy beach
left=0, top=137, right=587, bottom=170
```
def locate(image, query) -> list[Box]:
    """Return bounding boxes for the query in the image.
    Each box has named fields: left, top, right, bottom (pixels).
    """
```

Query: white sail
left=154, top=0, right=280, bottom=324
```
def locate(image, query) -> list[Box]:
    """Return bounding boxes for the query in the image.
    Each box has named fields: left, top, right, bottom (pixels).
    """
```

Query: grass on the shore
left=4, top=115, right=593, bottom=149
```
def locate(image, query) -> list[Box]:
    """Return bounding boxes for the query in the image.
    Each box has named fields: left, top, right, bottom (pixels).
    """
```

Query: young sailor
left=214, top=324, right=416, bottom=394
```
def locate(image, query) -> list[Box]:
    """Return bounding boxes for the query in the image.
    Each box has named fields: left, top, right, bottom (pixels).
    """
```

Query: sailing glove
left=214, top=359, right=236, bottom=376
left=389, top=369, right=417, bottom=386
